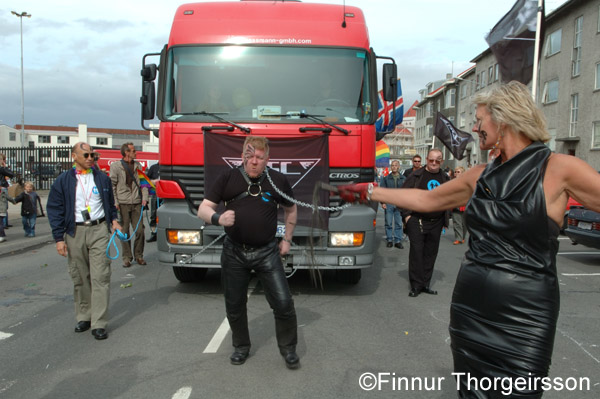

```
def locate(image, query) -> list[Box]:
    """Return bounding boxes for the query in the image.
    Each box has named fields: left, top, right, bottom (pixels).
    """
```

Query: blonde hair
left=243, top=136, right=270, bottom=157
left=472, top=81, right=550, bottom=142
left=454, top=166, right=465, bottom=173
left=24, top=181, right=35, bottom=190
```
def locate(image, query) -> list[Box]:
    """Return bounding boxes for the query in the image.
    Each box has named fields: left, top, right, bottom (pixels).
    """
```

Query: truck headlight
left=167, top=230, right=201, bottom=245
left=328, top=232, right=364, bottom=247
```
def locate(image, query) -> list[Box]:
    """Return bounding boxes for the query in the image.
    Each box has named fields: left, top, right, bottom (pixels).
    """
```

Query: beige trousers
left=118, top=203, right=145, bottom=262
left=65, top=223, right=111, bottom=329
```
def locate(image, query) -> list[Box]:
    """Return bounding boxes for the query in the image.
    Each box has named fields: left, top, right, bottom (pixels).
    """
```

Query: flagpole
left=531, top=0, right=544, bottom=101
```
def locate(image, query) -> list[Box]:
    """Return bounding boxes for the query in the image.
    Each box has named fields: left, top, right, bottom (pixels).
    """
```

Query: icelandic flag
left=376, top=79, right=404, bottom=133
left=138, top=169, right=156, bottom=195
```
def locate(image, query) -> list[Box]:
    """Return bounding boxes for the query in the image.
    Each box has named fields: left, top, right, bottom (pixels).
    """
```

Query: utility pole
left=11, top=10, right=32, bottom=177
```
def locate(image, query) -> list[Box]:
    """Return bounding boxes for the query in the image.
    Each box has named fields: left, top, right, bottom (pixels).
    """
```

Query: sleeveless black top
left=449, top=142, right=560, bottom=397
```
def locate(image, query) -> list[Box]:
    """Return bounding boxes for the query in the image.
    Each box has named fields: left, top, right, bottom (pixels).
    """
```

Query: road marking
left=561, top=273, right=600, bottom=276
left=558, top=328, right=600, bottom=364
left=202, top=279, right=258, bottom=354
left=172, top=387, right=192, bottom=399
left=0, top=331, right=13, bottom=340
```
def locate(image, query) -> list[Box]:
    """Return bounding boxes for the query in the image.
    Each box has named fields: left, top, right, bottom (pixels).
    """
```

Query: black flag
left=485, top=0, right=543, bottom=85
left=434, top=112, right=474, bottom=161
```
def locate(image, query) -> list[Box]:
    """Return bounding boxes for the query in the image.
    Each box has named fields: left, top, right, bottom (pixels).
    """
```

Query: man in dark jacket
left=403, top=154, right=422, bottom=178
left=401, top=148, right=449, bottom=297
left=47, top=142, right=121, bottom=340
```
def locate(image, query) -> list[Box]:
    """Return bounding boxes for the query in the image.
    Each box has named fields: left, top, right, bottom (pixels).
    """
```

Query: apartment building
left=416, top=0, right=600, bottom=170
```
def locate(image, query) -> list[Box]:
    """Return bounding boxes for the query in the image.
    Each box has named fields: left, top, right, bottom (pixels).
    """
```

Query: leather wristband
left=211, top=212, right=221, bottom=226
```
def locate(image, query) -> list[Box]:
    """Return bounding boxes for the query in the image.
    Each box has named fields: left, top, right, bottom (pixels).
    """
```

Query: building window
left=572, top=16, right=583, bottom=77
left=480, top=71, right=486, bottom=87
left=445, top=89, right=455, bottom=108
left=545, top=29, right=562, bottom=56
left=596, top=62, right=600, bottom=90
left=542, top=79, right=559, bottom=104
left=38, top=135, right=51, bottom=144
left=9, top=132, right=16, bottom=141
left=476, top=74, right=480, bottom=90
left=96, top=137, right=108, bottom=146
left=593, top=122, right=600, bottom=149
left=488, top=66, right=493, bottom=85
left=569, top=94, right=579, bottom=137
left=57, top=135, right=69, bottom=144
left=494, top=64, right=499, bottom=81
left=58, top=150, right=70, bottom=157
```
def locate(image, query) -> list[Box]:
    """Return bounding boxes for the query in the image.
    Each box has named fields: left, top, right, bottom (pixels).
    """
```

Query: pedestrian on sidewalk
left=47, top=142, right=122, bottom=340
left=0, top=188, right=8, bottom=242
left=11, top=181, right=44, bottom=237
left=0, top=153, right=15, bottom=229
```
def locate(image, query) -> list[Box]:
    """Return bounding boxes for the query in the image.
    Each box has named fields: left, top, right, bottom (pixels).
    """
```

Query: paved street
left=0, top=201, right=599, bottom=399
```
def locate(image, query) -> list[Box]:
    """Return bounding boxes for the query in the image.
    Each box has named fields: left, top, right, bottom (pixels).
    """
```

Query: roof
left=14, top=124, right=149, bottom=136
left=403, top=101, right=419, bottom=118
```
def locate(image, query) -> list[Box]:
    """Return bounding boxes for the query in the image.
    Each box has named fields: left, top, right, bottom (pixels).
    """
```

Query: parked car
left=28, top=163, right=62, bottom=180
left=565, top=207, right=600, bottom=250
left=562, top=197, right=583, bottom=234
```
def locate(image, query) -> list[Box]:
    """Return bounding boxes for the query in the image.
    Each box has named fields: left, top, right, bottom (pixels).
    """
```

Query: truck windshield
left=163, top=46, right=372, bottom=124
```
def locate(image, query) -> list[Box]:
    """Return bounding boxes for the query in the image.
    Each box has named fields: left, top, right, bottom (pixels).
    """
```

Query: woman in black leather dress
left=339, top=81, right=600, bottom=397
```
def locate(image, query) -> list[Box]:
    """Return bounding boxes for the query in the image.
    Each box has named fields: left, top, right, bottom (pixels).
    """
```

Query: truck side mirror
left=141, top=81, right=156, bottom=120
left=141, top=64, right=157, bottom=82
left=382, top=63, right=397, bottom=102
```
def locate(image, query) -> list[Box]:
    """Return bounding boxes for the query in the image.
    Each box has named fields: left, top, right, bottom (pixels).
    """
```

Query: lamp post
left=11, top=10, right=31, bottom=177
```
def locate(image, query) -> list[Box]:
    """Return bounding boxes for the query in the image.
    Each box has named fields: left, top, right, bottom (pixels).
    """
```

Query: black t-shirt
left=416, top=169, right=446, bottom=220
left=205, top=167, right=294, bottom=246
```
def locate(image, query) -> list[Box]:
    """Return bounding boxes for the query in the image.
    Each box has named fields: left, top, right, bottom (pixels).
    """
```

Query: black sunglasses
left=82, top=152, right=98, bottom=159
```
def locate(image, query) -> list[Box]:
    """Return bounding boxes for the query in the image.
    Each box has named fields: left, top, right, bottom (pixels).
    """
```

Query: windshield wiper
left=300, top=112, right=349, bottom=135
left=174, top=111, right=251, bottom=134
left=271, top=112, right=349, bottom=135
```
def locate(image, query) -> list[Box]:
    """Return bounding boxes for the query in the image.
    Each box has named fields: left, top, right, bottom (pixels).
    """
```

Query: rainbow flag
left=138, top=169, right=156, bottom=195
left=375, top=140, right=390, bottom=167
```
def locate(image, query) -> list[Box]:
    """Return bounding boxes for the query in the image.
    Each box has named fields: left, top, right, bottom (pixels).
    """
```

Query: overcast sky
left=1, top=0, right=567, bottom=130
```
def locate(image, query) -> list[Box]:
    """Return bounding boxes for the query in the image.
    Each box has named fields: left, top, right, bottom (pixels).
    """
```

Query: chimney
left=78, top=124, right=88, bottom=142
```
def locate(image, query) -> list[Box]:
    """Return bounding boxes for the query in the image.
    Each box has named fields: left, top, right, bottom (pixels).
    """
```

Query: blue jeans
left=384, top=205, right=403, bottom=243
left=22, top=214, right=37, bottom=236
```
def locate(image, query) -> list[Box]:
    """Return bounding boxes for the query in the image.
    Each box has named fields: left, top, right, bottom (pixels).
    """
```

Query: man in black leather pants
left=198, top=136, right=299, bottom=369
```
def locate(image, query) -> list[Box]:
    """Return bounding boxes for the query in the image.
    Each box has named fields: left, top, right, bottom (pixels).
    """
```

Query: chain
left=177, top=168, right=351, bottom=272
left=264, top=168, right=352, bottom=212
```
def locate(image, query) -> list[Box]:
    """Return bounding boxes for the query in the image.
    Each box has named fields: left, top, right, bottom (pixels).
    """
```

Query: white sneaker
left=0, top=237, right=6, bottom=242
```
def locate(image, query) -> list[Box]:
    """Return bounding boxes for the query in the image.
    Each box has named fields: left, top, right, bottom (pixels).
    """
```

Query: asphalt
left=1, top=190, right=56, bottom=256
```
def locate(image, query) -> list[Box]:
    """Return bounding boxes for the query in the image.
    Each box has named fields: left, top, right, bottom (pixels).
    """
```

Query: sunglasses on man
left=82, top=152, right=99, bottom=159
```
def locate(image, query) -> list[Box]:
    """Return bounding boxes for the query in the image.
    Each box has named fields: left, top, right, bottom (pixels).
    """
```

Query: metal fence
left=0, top=146, right=73, bottom=190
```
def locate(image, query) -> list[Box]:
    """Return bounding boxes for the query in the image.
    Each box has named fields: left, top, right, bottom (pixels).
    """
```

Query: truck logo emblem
left=222, top=157, right=323, bottom=189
